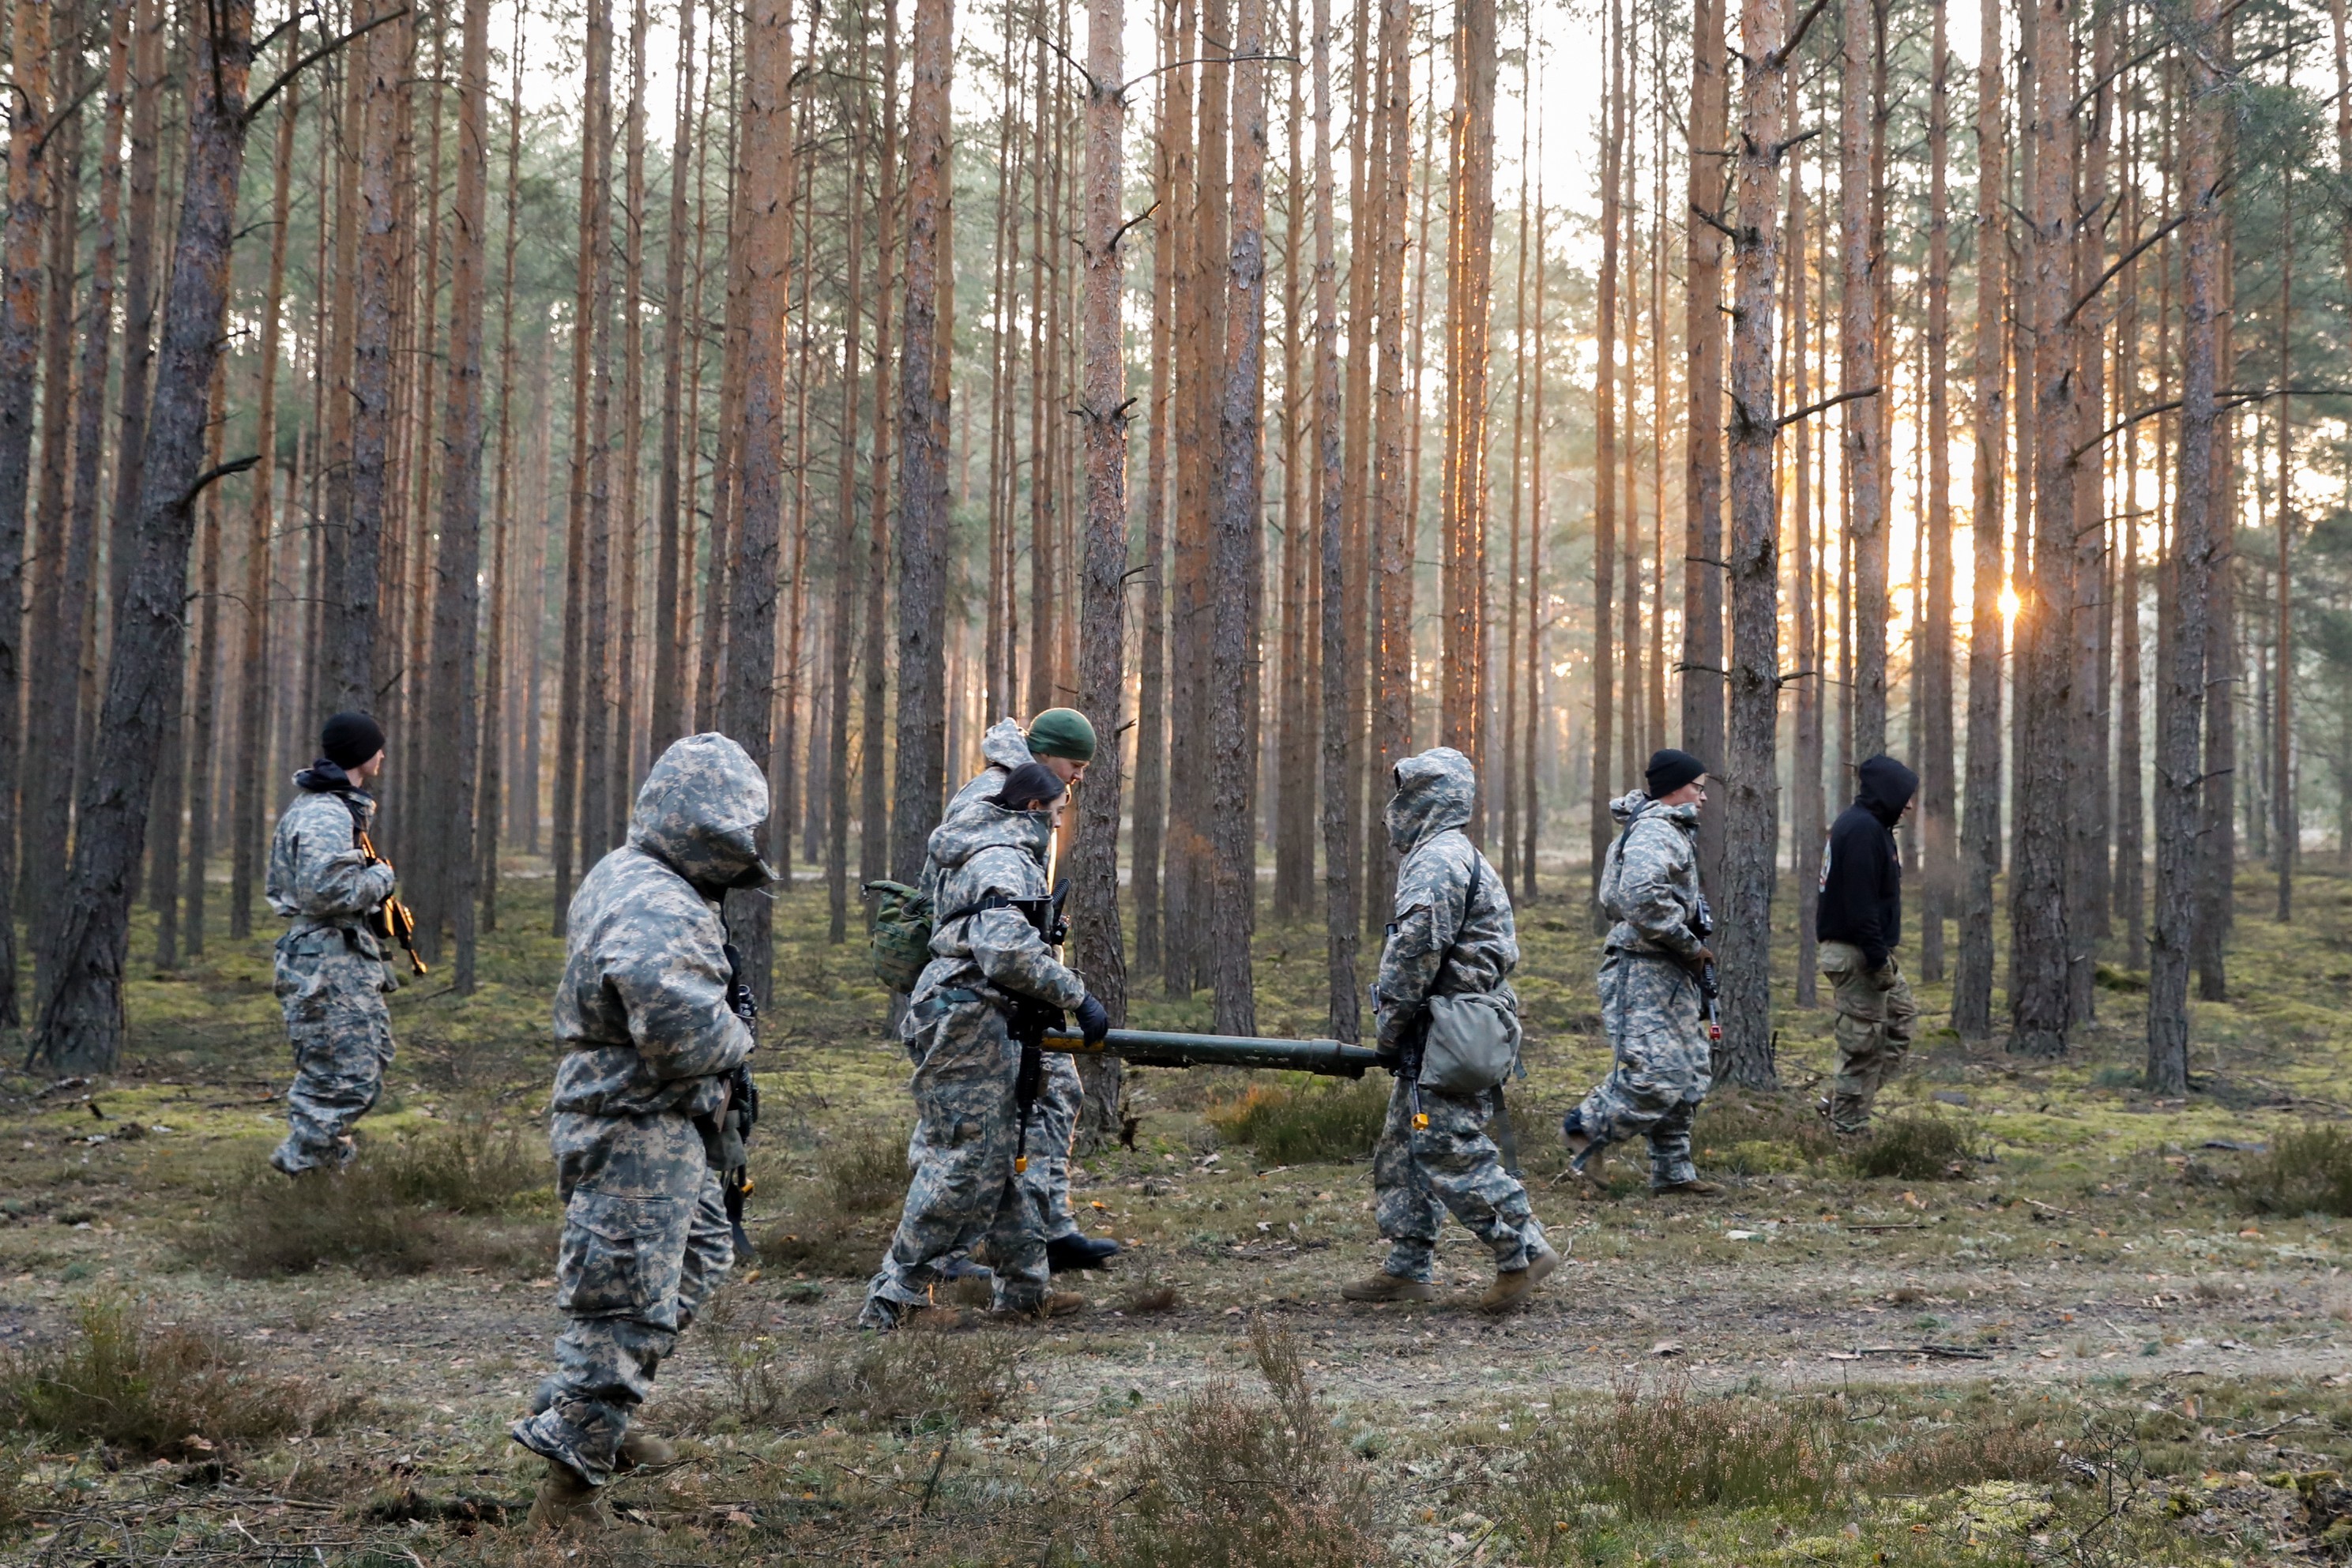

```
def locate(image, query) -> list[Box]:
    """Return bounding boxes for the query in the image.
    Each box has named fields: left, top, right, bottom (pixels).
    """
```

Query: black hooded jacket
left=1814, top=755, right=1919, bottom=970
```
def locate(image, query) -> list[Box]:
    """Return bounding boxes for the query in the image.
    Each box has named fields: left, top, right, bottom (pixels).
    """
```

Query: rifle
left=1692, top=893, right=1722, bottom=1045
left=719, top=942, right=762, bottom=1259
left=352, top=825, right=427, bottom=976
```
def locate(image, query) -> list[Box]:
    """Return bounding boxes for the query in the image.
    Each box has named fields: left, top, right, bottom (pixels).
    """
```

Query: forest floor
left=6, top=859, right=2352, bottom=1566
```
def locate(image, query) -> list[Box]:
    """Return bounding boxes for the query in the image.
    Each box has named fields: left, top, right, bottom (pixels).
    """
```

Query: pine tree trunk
left=1588, top=0, right=1620, bottom=917
left=1789, top=133, right=1822, bottom=1007
left=1682, top=0, right=1727, bottom=891
left=1210, top=0, right=1266, bottom=1036
left=1719, top=0, right=1790, bottom=1089
left=1917, top=0, right=1954, bottom=983
left=1071, top=0, right=1130, bottom=1122
left=860, top=0, right=899, bottom=893
left=890, top=0, right=953, bottom=883
left=183, top=357, right=231, bottom=958
left=1951, top=0, right=2006, bottom=1039
left=2149, top=0, right=2222, bottom=1093
left=478, top=6, right=528, bottom=934
left=1438, top=0, right=1493, bottom=787
left=31, top=0, right=258, bottom=1072
left=0, top=0, right=52, bottom=1027
left=1839, top=0, right=1884, bottom=761
left=1132, top=0, right=1175, bottom=977
left=726, top=0, right=793, bottom=991
left=338, top=9, right=409, bottom=713
left=2009, top=0, right=2075, bottom=1058
left=826, top=21, right=868, bottom=945
left=231, top=17, right=289, bottom=942
left=1311, top=0, right=1357, bottom=1038
left=649, top=0, right=697, bottom=756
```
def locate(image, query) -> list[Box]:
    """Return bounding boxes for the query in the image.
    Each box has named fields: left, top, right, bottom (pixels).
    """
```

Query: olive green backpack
left=861, top=881, right=935, bottom=993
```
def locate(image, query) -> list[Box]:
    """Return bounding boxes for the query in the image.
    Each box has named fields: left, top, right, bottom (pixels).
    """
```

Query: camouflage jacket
left=1375, top=747, right=1518, bottom=1052
left=550, top=733, right=766, bottom=1120
left=916, top=716, right=1037, bottom=906
left=265, top=769, right=397, bottom=945
left=1597, top=790, right=1706, bottom=960
left=908, top=792, right=1088, bottom=1021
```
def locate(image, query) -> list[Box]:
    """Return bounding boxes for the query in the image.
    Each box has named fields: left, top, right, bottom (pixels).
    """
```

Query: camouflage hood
left=925, top=790, right=1054, bottom=876
left=627, top=732, right=776, bottom=892
left=1385, top=747, right=1477, bottom=853
left=1609, top=789, right=1701, bottom=836
left=977, top=716, right=1034, bottom=773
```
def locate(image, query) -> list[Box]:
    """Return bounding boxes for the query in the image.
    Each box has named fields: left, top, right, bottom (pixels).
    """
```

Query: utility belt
left=280, top=921, right=388, bottom=961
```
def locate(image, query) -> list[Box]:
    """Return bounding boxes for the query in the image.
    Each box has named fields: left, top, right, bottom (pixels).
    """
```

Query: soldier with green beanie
left=914, top=709, right=1120, bottom=1278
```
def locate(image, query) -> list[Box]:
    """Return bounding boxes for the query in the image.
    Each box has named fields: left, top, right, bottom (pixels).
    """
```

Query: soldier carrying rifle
left=265, top=713, right=412, bottom=1177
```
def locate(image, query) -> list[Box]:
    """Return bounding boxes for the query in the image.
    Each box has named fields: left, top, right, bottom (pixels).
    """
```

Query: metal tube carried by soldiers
left=1041, top=1027, right=1383, bottom=1078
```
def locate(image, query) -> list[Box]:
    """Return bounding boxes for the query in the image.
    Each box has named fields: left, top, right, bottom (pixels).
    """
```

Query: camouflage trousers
left=269, top=934, right=396, bottom=1175
left=510, top=1111, right=732, bottom=1486
left=867, top=998, right=1052, bottom=1318
left=1372, top=1074, right=1547, bottom=1282
left=1819, top=942, right=1917, bottom=1133
left=1019, top=1052, right=1086, bottom=1243
left=1575, top=949, right=1713, bottom=1187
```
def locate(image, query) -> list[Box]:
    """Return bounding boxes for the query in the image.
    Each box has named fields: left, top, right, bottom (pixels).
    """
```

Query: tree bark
left=1210, top=0, right=1266, bottom=1036
left=1719, top=0, right=1790, bottom=1089
left=890, top=0, right=954, bottom=883
left=1917, top=0, right=1955, bottom=983
left=1682, top=0, right=1727, bottom=892
left=860, top=0, right=899, bottom=893
left=649, top=0, right=698, bottom=757
left=1952, top=0, right=2006, bottom=1038
left=1071, top=0, right=1130, bottom=1126
left=2009, top=0, right=2076, bottom=1058
left=337, top=8, right=409, bottom=714
left=30, top=0, right=257, bottom=1072
left=1438, top=0, right=1494, bottom=787
left=1588, top=0, right=1620, bottom=918
left=2149, top=0, right=2222, bottom=1093
left=0, top=0, right=52, bottom=1027
left=1311, top=0, right=1357, bottom=1038
left=1839, top=0, right=1884, bottom=761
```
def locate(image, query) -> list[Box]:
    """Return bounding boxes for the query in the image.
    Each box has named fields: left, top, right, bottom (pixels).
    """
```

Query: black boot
left=1045, top=1234, right=1122, bottom=1272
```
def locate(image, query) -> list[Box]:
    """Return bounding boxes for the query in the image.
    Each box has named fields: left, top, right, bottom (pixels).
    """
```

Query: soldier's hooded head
left=629, top=732, right=778, bottom=893
left=1384, top=746, right=1477, bottom=854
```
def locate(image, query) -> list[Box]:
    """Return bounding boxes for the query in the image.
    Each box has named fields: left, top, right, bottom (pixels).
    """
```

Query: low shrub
left=0, top=1298, right=350, bottom=1460
left=1206, top=1077, right=1387, bottom=1164
left=1692, top=1092, right=1838, bottom=1171
left=1848, top=1114, right=1977, bottom=1181
left=207, top=1148, right=555, bottom=1278
left=1862, top=1412, right=2067, bottom=1494
left=2232, top=1126, right=2352, bottom=1217
left=371, top=1118, right=544, bottom=1213
left=762, top=1126, right=909, bottom=1277
left=1511, top=1375, right=1839, bottom=1525
left=1098, top=1317, right=1387, bottom=1568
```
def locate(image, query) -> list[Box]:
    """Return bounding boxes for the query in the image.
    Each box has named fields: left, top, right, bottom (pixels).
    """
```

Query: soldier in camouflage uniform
left=265, top=713, right=399, bottom=1176
left=510, top=732, right=771, bottom=1530
left=1561, top=749, right=1722, bottom=1195
left=922, top=709, right=1118, bottom=1275
left=863, top=764, right=1109, bottom=1330
left=1342, top=747, right=1557, bottom=1314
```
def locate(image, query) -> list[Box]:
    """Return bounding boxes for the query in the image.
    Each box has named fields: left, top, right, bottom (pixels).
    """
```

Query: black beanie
left=321, top=712, right=386, bottom=770
left=1644, top=747, right=1707, bottom=799
left=992, top=761, right=1067, bottom=811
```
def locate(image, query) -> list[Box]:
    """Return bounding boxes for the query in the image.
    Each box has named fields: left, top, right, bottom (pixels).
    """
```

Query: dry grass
left=0, top=1298, right=352, bottom=1461
left=682, top=1290, right=1019, bottom=1434
left=1095, top=1317, right=1387, bottom=1568
left=1206, top=1077, right=1387, bottom=1164
left=369, top=1117, right=545, bottom=1213
left=2231, top=1126, right=2352, bottom=1217
left=1692, top=1090, right=1839, bottom=1172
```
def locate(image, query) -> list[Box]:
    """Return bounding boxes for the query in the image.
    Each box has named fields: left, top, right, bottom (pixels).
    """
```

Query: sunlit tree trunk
left=1917, top=0, right=1955, bottom=983
left=1838, top=0, right=1884, bottom=760
left=1312, top=0, right=1357, bottom=1037
left=1682, top=0, right=1727, bottom=893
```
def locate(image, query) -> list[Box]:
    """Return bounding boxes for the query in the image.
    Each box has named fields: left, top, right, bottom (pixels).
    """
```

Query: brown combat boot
left=1340, top=1272, right=1436, bottom=1303
left=613, top=1429, right=677, bottom=1472
left=995, top=1290, right=1087, bottom=1321
left=1477, top=1242, right=1560, bottom=1314
left=525, top=1460, right=606, bottom=1533
left=1652, top=1178, right=1724, bottom=1197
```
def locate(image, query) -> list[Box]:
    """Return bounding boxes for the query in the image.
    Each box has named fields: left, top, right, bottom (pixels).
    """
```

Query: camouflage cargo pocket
left=555, top=1189, right=694, bottom=1322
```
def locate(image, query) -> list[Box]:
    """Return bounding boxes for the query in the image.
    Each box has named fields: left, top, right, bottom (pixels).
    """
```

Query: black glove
left=721, top=942, right=759, bottom=1025
left=1073, top=994, right=1110, bottom=1044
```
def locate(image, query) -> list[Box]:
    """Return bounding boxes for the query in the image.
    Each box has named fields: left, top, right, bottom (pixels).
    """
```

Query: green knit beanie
left=1025, top=707, right=1097, bottom=763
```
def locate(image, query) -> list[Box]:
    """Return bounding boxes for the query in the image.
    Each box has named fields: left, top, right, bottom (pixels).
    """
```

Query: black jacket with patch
left=1814, top=755, right=1918, bottom=971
